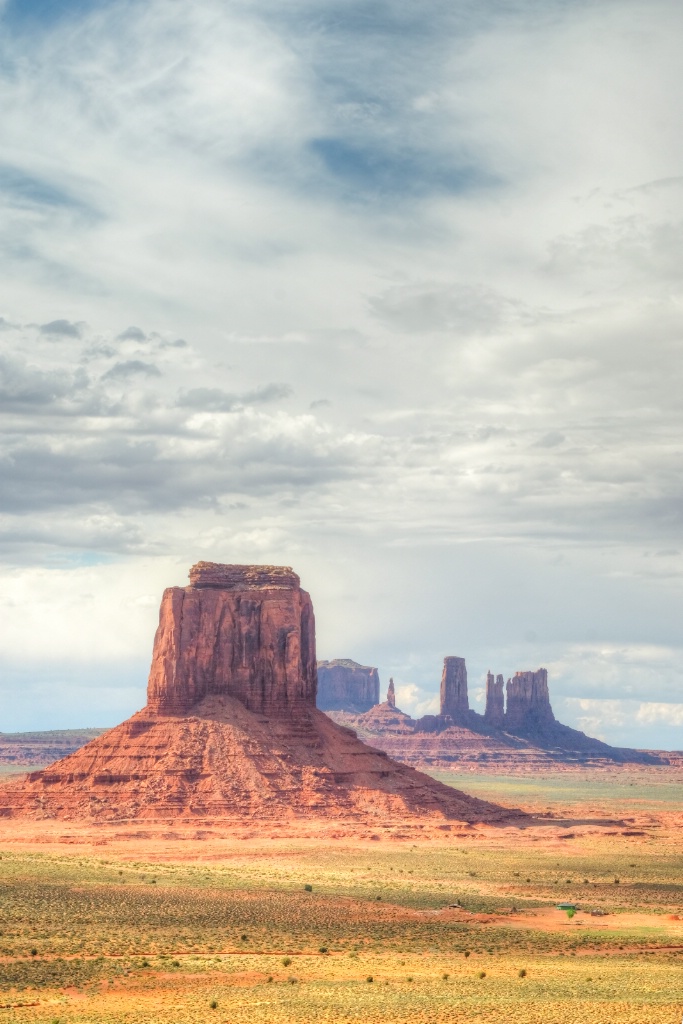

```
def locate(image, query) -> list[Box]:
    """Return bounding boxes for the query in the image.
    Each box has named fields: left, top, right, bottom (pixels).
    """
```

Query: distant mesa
left=316, top=659, right=379, bottom=713
left=321, top=656, right=662, bottom=767
left=0, top=563, right=516, bottom=827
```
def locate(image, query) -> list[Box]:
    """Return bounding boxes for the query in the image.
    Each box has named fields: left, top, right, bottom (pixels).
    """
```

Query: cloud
left=101, top=360, right=161, bottom=380
left=0, top=0, right=682, bottom=738
left=532, top=431, right=565, bottom=449
left=177, top=383, right=292, bottom=412
left=116, top=326, right=147, bottom=342
left=0, top=353, right=88, bottom=409
left=368, top=282, right=525, bottom=334
left=39, top=319, right=82, bottom=337
left=158, top=337, right=187, bottom=349
left=635, top=702, right=683, bottom=726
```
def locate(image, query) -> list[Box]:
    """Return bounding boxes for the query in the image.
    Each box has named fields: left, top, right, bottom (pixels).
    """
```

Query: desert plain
left=1, top=763, right=683, bottom=1024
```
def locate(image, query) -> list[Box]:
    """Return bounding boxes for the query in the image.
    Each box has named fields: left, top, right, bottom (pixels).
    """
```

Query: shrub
left=406, top=976, right=413, bottom=982
left=267, top=976, right=273, bottom=983
left=478, top=971, right=486, bottom=979
left=518, top=968, right=527, bottom=978
left=566, top=908, right=576, bottom=919
left=464, top=951, right=471, bottom=958
left=30, top=948, right=37, bottom=957
left=282, top=957, right=292, bottom=967
left=240, top=934, right=248, bottom=941
left=304, top=884, right=313, bottom=892
left=366, top=976, right=373, bottom=983
left=442, top=972, right=449, bottom=980
left=319, top=946, right=328, bottom=954
left=210, top=1000, right=218, bottom=1009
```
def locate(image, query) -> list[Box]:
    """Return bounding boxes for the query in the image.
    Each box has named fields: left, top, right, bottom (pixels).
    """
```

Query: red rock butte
left=0, top=563, right=519, bottom=828
left=147, top=562, right=316, bottom=716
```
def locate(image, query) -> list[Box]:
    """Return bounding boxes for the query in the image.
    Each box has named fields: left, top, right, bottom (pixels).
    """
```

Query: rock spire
left=484, top=671, right=505, bottom=728
left=439, top=656, right=469, bottom=723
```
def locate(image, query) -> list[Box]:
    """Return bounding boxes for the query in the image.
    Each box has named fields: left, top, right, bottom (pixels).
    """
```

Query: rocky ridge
left=322, top=656, right=663, bottom=767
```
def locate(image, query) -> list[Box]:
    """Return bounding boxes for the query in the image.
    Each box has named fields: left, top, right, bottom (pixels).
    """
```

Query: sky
left=1, top=0, right=682, bottom=749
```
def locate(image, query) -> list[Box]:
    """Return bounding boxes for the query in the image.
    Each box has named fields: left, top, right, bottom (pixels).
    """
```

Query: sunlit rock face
left=146, top=562, right=317, bottom=716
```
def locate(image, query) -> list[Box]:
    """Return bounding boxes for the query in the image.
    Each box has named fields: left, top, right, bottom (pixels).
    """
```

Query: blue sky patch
left=2, top=0, right=109, bottom=29
left=308, top=137, right=497, bottom=200
left=0, top=164, right=87, bottom=211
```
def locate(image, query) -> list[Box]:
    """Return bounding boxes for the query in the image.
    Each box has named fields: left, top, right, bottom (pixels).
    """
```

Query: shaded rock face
left=323, top=658, right=662, bottom=767
left=484, top=672, right=505, bottom=728
left=505, top=669, right=555, bottom=732
left=316, top=659, right=379, bottom=713
left=147, top=562, right=317, bottom=716
left=387, top=678, right=396, bottom=709
left=439, top=657, right=469, bottom=723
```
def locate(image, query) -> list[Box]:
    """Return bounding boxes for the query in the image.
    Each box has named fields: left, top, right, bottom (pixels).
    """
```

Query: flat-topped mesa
left=146, top=562, right=317, bottom=716
left=504, top=668, right=555, bottom=731
left=484, top=671, right=505, bottom=728
left=316, top=659, right=379, bottom=713
left=440, top=656, right=469, bottom=723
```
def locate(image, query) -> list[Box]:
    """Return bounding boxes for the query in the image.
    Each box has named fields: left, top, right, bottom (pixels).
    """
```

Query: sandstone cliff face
left=484, top=672, right=505, bottom=728
left=316, top=659, right=379, bottom=713
left=439, top=657, right=469, bottom=723
left=504, top=669, right=555, bottom=732
left=147, top=562, right=317, bottom=716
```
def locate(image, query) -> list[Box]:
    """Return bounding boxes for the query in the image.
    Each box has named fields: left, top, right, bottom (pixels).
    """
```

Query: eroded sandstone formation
left=147, top=562, right=316, bottom=716
left=326, top=658, right=659, bottom=767
left=504, top=669, right=555, bottom=732
left=316, top=659, right=379, bottom=713
left=0, top=563, right=516, bottom=827
left=439, top=657, right=469, bottom=723
left=387, top=678, right=396, bottom=709
left=484, top=672, right=505, bottom=728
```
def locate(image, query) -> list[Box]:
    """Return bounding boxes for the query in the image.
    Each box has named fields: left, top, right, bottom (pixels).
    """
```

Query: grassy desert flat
left=1, top=770, right=683, bottom=1023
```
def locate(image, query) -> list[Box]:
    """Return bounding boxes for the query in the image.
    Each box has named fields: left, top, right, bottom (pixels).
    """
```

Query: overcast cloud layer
left=1, top=0, right=682, bottom=747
